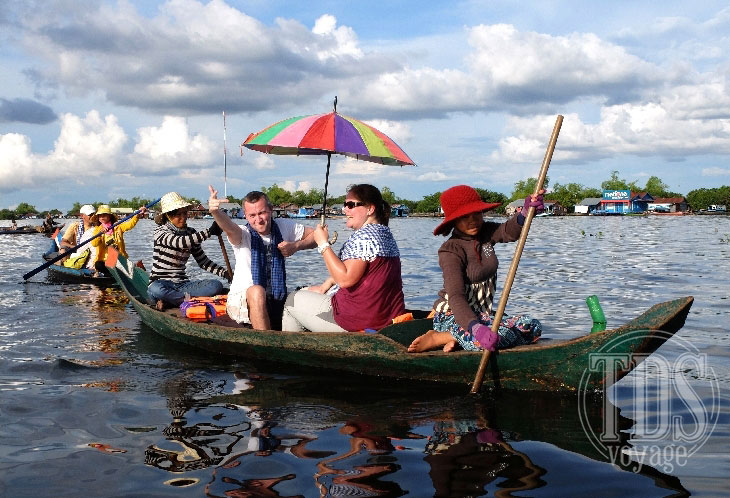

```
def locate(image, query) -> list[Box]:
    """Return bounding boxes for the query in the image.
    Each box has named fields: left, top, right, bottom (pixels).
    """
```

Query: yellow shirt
left=91, top=215, right=140, bottom=264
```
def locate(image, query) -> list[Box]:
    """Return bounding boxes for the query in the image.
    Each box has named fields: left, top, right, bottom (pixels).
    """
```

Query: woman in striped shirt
left=148, top=192, right=228, bottom=310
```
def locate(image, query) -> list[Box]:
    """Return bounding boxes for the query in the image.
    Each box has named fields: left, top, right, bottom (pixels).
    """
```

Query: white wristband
left=317, top=242, right=331, bottom=254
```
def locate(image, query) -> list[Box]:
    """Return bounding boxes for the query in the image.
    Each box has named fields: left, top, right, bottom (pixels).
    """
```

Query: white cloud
left=250, top=154, right=276, bottom=170
left=362, top=119, right=413, bottom=146
left=0, top=133, right=36, bottom=191
left=131, top=116, right=216, bottom=172
left=278, top=180, right=312, bottom=193
left=311, top=14, right=363, bottom=60
left=702, top=167, right=730, bottom=176
left=0, top=112, right=221, bottom=192
left=417, top=171, right=447, bottom=182
left=492, top=99, right=730, bottom=166
left=16, top=0, right=382, bottom=116
left=0, top=111, right=127, bottom=191
left=280, top=180, right=296, bottom=192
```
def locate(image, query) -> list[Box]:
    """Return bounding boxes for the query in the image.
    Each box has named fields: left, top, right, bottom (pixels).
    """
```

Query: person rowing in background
left=90, top=204, right=147, bottom=276
left=408, top=185, right=544, bottom=353
left=147, top=192, right=228, bottom=310
left=55, top=204, right=98, bottom=269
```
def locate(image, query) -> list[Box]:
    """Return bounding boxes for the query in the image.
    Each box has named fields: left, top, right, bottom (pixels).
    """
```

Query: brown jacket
left=433, top=216, right=522, bottom=330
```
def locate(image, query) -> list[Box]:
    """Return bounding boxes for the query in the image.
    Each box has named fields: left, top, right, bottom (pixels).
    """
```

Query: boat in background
left=46, top=262, right=115, bottom=285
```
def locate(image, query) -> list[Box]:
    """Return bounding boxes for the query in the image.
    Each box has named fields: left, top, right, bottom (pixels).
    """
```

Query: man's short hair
left=243, top=191, right=273, bottom=210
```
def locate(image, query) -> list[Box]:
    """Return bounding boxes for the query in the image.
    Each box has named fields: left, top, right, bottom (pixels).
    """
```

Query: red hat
left=433, top=185, right=501, bottom=236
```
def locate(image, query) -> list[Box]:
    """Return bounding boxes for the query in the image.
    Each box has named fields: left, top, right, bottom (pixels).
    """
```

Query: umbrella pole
left=321, top=153, right=338, bottom=244
left=321, top=153, right=331, bottom=226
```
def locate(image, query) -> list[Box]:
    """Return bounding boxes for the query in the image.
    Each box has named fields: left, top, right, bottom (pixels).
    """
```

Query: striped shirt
left=149, top=222, right=227, bottom=282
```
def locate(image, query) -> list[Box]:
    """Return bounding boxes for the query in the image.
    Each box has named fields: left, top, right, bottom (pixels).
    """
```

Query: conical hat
left=160, top=192, right=192, bottom=214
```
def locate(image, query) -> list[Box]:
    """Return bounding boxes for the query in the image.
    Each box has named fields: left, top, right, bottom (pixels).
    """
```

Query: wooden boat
left=0, top=225, right=44, bottom=235
left=0, top=223, right=63, bottom=235
left=106, top=248, right=694, bottom=392
left=45, top=261, right=115, bottom=285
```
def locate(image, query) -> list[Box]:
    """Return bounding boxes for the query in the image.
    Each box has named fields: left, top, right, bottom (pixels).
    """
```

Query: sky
left=1, top=0, right=729, bottom=211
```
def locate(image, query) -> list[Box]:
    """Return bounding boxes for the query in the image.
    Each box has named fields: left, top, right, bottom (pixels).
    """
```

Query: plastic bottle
left=586, top=295, right=607, bottom=333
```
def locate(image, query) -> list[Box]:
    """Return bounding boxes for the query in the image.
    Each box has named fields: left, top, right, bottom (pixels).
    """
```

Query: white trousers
left=281, top=289, right=347, bottom=332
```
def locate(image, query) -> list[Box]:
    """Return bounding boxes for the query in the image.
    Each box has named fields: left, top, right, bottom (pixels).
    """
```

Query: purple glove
left=471, top=323, right=499, bottom=352
left=523, top=194, right=544, bottom=214
left=476, top=428, right=503, bottom=445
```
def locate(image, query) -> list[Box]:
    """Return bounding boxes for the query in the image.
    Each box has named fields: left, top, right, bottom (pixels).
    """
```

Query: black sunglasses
left=343, top=201, right=365, bottom=209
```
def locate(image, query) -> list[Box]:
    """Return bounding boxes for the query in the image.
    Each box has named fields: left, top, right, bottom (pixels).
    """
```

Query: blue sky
left=1, top=0, right=729, bottom=211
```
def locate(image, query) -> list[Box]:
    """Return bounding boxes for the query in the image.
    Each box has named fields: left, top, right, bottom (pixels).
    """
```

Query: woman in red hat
left=408, top=185, right=544, bottom=353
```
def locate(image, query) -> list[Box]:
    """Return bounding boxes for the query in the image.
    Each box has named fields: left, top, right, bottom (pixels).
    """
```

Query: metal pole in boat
left=223, top=111, right=228, bottom=198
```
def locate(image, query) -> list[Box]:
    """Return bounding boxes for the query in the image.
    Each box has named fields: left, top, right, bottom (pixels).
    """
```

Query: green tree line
left=2, top=171, right=727, bottom=219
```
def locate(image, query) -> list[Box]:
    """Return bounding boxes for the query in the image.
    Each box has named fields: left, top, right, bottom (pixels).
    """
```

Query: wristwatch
left=317, top=242, right=331, bottom=254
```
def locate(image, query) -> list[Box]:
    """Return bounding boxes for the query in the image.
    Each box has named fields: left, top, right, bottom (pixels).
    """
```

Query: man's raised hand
left=208, top=185, right=229, bottom=212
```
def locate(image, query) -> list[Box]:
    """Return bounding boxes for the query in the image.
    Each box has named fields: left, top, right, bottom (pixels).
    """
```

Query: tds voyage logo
left=578, top=330, right=720, bottom=473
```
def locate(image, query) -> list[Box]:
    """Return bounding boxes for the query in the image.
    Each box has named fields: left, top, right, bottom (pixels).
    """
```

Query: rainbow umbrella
left=242, top=98, right=415, bottom=219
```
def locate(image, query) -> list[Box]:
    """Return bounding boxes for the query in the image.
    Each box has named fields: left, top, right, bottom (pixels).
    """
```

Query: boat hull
left=46, top=262, right=115, bottom=285
left=107, top=249, right=693, bottom=392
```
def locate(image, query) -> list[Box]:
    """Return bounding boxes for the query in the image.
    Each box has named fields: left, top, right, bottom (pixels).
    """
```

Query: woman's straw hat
left=95, top=204, right=118, bottom=223
left=160, top=192, right=192, bottom=214
left=433, top=185, right=501, bottom=236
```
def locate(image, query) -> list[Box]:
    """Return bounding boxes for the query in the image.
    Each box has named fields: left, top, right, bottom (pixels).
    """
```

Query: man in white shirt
left=208, top=185, right=316, bottom=330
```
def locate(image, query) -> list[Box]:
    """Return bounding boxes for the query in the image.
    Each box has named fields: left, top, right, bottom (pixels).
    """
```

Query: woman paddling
left=282, top=184, right=405, bottom=332
left=408, top=185, right=543, bottom=353
left=90, top=204, right=147, bottom=276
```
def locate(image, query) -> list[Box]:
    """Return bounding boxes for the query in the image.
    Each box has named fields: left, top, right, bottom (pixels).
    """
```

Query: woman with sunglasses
left=147, top=191, right=229, bottom=310
left=407, top=185, right=544, bottom=354
left=282, top=184, right=405, bottom=332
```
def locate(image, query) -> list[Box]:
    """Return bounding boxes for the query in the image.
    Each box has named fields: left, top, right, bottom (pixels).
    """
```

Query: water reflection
left=424, top=421, right=543, bottom=497
left=145, top=372, right=689, bottom=497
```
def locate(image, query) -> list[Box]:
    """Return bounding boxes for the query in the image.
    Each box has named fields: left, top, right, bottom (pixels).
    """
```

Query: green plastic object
left=586, top=295, right=607, bottom=333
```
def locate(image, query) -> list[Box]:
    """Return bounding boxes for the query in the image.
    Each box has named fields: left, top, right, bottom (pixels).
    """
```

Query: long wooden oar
left=470, top=115, right=563, bottom=394
left=217, top=234, right=233, bottom=282
left=23, top=198, right=161, bottom=281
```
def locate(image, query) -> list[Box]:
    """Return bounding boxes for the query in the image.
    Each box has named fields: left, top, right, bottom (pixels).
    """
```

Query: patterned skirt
left=433, top=311, right=542, bottom=351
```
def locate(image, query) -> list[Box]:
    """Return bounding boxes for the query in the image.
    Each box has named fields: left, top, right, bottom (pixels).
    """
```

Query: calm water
left=1, top=215, right=728, bottom=497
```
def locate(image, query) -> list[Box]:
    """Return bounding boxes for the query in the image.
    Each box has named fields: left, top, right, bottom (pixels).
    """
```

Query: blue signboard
left=602, top=189, right=630, bottom=200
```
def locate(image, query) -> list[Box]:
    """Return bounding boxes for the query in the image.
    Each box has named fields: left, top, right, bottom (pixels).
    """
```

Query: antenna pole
left=223, top=111, right=228, bottom=198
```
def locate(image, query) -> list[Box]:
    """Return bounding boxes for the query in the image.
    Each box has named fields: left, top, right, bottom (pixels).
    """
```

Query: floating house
left=543, top=201, right=566, bottom=216
left=202, top=201, right=241, bottom=218
left=574, top=198, right=602, bottom=215
left=291, top=206, right=315, bottom=218
left=391, top=204, right=410, bottom=217
left=110, top=207, right=134, bottom=216
left=506, top=199, right=565, bottom=216
left=594, top=190, right=654, bottom=215
left=649, top=197, right=688, bottom=213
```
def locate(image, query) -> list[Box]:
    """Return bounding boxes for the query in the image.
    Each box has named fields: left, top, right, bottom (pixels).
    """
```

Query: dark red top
left=332, top=256, right=406, bottom=331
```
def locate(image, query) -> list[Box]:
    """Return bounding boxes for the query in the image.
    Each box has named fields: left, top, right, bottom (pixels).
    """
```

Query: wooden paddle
left=217, top=234, right=234, bottom=282
left=23, top=198, right=161, bottom=281
left=470, top=115, right=563, bottom=394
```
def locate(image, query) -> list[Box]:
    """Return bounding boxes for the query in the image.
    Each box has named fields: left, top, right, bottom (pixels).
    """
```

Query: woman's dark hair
left=347, top=184, right=391, bottom=226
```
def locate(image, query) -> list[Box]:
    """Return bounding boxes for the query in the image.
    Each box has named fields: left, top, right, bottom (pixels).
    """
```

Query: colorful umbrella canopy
left=243, top=112, right=415, bottom=166
left=242, top=100, right=415, bottom=227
